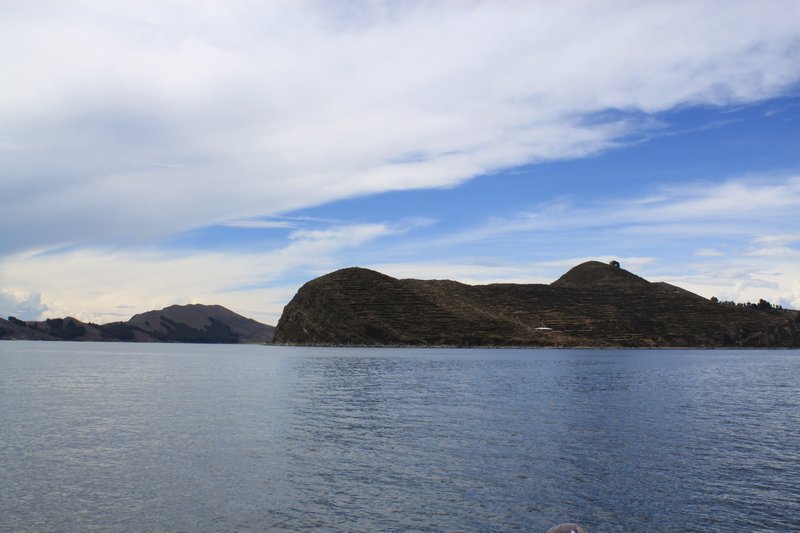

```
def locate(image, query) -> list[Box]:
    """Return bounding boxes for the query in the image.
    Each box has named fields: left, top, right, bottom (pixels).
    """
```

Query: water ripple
left=1, top=344, right=799, bottom=531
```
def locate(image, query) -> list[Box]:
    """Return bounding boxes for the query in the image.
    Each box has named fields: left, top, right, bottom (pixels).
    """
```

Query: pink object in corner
left=546, top=524, right=586, bottom=533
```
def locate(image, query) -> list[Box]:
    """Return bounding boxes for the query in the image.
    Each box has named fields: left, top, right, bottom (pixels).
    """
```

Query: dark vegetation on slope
left=273, top=261, right=800, bottom=348
left=1, top=303, right=274, bottom=344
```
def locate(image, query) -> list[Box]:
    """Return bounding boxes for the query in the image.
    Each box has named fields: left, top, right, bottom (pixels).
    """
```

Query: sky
left=1, top=0, right=800, bottom=326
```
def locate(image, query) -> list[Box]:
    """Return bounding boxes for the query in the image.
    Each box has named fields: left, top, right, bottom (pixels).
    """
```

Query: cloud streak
left=2, top=1, right=799, bottom=254
left=436, top=175, right=800, bottom=244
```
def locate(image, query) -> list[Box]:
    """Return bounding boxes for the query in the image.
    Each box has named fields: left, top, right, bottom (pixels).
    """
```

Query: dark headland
left=0, top=303, right=274, bottom=344
left=273, top=261, right=800, bottom=348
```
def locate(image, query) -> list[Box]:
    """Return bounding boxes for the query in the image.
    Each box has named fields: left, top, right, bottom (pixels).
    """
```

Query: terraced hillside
left=273, top=261, right=800, bottom=347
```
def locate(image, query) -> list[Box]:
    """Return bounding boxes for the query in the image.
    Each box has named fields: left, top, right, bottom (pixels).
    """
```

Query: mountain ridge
left=1, top=303, right=274, bottom=344
left=273, top=261, right=800, bottom=347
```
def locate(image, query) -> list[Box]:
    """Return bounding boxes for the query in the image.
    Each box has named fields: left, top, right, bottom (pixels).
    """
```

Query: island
left=273, top=261, right=800, bottom=347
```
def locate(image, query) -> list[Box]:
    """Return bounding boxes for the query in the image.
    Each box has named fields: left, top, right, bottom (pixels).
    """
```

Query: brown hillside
left=273, top=261, right=800, bottom=347
left=129, top=303, right=274, bottom=343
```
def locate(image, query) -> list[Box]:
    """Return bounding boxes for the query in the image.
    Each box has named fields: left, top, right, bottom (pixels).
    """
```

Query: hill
left=1, top=304, right=274, bottom=344
left=273, top=261, right=800, bottom=347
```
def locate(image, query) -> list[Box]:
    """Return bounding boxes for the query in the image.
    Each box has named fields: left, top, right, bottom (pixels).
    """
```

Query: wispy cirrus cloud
left=435, top=175, right=800, bottom=244
left=2, top=1, right=800, bottom=256
left=694, top=249, right=726, bottom=258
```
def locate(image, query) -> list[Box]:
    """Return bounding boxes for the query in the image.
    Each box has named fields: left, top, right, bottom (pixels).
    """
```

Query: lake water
left=1, top=342, right=799, bottom=532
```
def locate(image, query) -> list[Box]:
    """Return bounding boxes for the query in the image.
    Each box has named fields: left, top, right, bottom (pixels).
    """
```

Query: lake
left=1, top=342, right=798, bottom=532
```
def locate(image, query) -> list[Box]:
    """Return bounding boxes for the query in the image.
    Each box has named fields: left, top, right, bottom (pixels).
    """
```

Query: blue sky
left=1, top=1, right=800, bottom=324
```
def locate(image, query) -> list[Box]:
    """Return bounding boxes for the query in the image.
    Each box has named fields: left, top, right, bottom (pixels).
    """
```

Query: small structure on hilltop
left=609, top=260, right=620, bottom=268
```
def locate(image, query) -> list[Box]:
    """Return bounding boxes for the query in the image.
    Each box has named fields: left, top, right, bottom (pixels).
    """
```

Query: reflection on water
left=1, top=343, right=799, bottom=531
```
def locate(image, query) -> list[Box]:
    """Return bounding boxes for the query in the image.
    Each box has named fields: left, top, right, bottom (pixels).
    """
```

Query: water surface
left=1, top=342, right=799, bottom=531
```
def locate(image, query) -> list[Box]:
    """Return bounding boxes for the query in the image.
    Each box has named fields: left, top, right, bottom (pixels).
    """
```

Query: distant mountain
left=1, top=304, right=274, bottom=344
left=126, top=304, right=274, bottom=343
left=273, top=261, right=800, bottom=348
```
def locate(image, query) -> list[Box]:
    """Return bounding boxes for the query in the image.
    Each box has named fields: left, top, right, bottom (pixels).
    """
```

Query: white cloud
left=0, top=290, right=49, bottom=320
left=438, top=175, right=800, bottom=245
left=218, top=219, right=298, bottom=230
left=694, top=248, right=726, bottom=257
left=3, top=1, right=800, bottom=322
left=0, top=222, right=399, bottom=324
left=2, top=1, right=800, bottom=254
left=659, top=257, right=800, bottom=310
left=751, top=233, right=800, bottom=247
